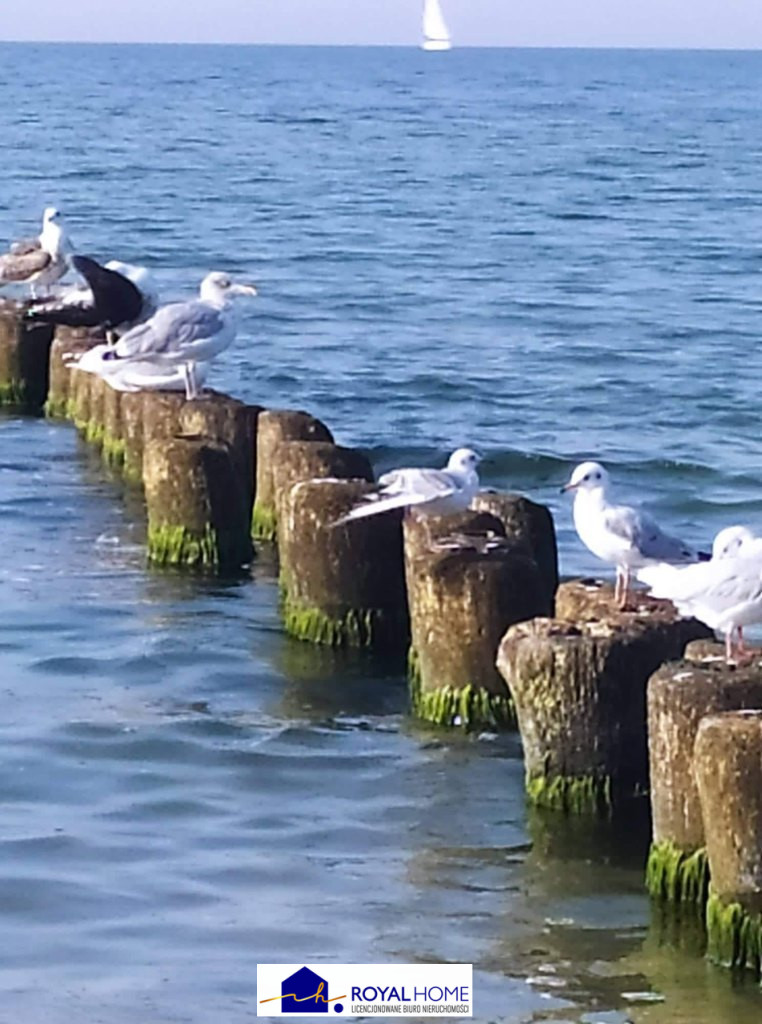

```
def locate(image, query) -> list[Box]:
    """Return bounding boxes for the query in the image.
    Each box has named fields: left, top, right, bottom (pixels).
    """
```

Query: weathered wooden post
left=143, top=436, right=253, bottom=570
left=179, top=393, right=262, bottom=524
left=272, top=441, right=373, bottom=544
left=101, top=384, right=125, bottom=467
left=45, top=327, right=102, bottom=419
left=68, top=368, right=94, bottom=433
left=122, top=391, right=186, bottom=483
left=695, top=710, right=762, bottom=976
left=84, top=374, right=110, bottom=446
left=279, top=478, right=409, bottom=648
left=252, top=409, right=333, bottom=540
left=471, top=492, right=559, bottom=610
left=0, top=301, right=54, bottom=412
left=646, top=649, right=762, bottom=907
left=497, top=605, right=709, bottom=814
left=405, top=511, right=549, bottom=731
left=121, top=391, right=146, bottom=483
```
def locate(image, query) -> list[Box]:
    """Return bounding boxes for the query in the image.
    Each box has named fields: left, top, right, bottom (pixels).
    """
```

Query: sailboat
left=422, top=0, right=452, bottom=51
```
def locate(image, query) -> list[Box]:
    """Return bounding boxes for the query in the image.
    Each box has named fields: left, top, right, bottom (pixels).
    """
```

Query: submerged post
left=405, top=511, right=549, bottom=731
left=278, top=478, right=409, bottom=649
left=252, top=409, right=333, bottom=540
left=497, top=593, right=709, bottom=814
left=694, top=710, right=762, bottom=977
left=143, top=436, right=253, bottom=571
left=0, top=301, right=54, bottom=412
left=646, top=648, right=762, bottom=907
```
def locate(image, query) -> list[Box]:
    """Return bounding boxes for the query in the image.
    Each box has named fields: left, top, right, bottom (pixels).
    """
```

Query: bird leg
left=181, top=363, right=197, bottom=401
left=184, top=361, right=207, bottom=402
left=616, top=566, right=632, bottom=610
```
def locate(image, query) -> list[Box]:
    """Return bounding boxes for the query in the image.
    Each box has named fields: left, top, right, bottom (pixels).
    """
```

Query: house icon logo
left=281, top=966, right=340, bottom=1014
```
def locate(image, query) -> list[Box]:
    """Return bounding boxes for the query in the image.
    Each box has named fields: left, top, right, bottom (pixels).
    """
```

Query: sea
left=1, top=43, right=761, bottom=1023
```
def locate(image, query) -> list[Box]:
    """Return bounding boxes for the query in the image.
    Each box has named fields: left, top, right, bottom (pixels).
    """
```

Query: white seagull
left=638, top=526, right=762, bottom=663
left=336, top=448, right=481, bottom=524
left=0, top=207, right=72, bottom=296
left=561, top=460, right=699, bottom=608
left=94, top=272, right=257, bottom=400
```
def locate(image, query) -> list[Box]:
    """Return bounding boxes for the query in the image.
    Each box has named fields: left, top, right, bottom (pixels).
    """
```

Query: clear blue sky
left=2, top=0, right=761, bottom=49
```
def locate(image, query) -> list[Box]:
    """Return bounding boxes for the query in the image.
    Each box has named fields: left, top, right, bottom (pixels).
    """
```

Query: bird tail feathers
left=333, top=493, right=410, bottom=526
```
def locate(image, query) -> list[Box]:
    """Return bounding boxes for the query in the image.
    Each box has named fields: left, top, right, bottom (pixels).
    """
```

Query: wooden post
left=405, top=511, right=549, bottom=731
left=0, top=301, right=54, bottom=412
left=646, top=654, right=762, bottom=906
left=143, top=436, right=253, bottom=571
left=45, top=327, right=102, bottom=419
left=471, top=492, right=559, bottom=610
left=279, top=478, right=409, bottom=649
left=252, top=409, right=333, bottom=540
left=497, top=607, right=709, bottom=814
left=179, top=392, right=262, bottom=526
left=272, top=441, right=373, bottom=544
left=695, top=711, right=762, bottom=976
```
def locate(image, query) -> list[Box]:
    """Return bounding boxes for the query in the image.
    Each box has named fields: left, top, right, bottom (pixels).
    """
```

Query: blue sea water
left=1, top=43, right=762, bottom=1022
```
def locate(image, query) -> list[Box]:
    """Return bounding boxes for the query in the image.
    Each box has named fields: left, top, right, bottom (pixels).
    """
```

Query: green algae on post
left=525, top=773, right=612, bottom=815
left=281, top=594, right=393, bottom=648
left=409, top=668, right=515, bottom=731
left=252, top=501, right=278, bottom=542
left=646, top=840, right=709, bottom=906
left=706, top=889, right=762, bottom=976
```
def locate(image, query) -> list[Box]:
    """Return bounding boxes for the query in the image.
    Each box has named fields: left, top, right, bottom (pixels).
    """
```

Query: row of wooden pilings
left=2, top=303, right=762, bottom=984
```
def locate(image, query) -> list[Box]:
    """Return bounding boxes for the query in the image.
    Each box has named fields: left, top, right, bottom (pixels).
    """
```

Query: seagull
left=93, top=272, right=257, bottom=400
left=0, top=207, right=71, bottom=297
left=561, top=460, right=699, bottom=608
left=335, top=448, right=481, bottom=524
left=25, top=256, right=157, bottom=336
left=638, top=526, right=762, bottom=663
left=74, top=343, right=210, bottom=394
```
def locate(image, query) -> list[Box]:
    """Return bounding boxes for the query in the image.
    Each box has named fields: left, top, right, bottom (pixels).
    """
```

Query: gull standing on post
left=94, top=271, right=257, bottom=400
left=561, top=460, right=699, bottom=608
left=0, top=207, right=72, bottom=297
left=638, top=526, right=762, bottom=663
left=336, top=448, right=481, bottom=524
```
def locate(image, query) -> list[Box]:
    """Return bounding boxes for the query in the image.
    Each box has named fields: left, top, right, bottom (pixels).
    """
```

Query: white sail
left=422, top=0, right=451, bottom=50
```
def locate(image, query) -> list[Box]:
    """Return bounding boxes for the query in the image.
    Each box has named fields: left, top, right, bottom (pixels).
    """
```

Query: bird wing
left=114, top=301, right=225, bottom=360
left=378, top=467, right=458, bottom=500
left=0, top=248, right=52, bottom=282
left=336, top=468, right=459, bottom=524
left=640, top=553, right=762, bottom=619
left=10, top=237, right=40, bottom=256
left=605, top=504, right=695, bottom=563
left=71, top=255, right=144, bottom=327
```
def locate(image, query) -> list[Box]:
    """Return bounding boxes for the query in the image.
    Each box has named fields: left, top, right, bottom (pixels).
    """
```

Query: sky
left=1, top=0, right=762, bottom=49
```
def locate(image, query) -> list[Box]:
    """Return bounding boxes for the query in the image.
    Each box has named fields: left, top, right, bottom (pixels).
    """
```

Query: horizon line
left=1, top=40, right=762, bottom=52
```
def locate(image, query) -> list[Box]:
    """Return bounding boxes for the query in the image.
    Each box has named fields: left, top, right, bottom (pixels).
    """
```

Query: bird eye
left=593, top=472, right=600, bottom=480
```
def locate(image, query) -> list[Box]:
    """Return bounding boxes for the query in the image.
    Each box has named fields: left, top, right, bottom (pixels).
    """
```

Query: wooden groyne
left=3, top=301, right=762, bottom=988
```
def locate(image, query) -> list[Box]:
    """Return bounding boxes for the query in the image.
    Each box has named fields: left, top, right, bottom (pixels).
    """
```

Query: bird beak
left=560, top=481, right=577, bottom=494
left=232, top=283, right=258, bottom=297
